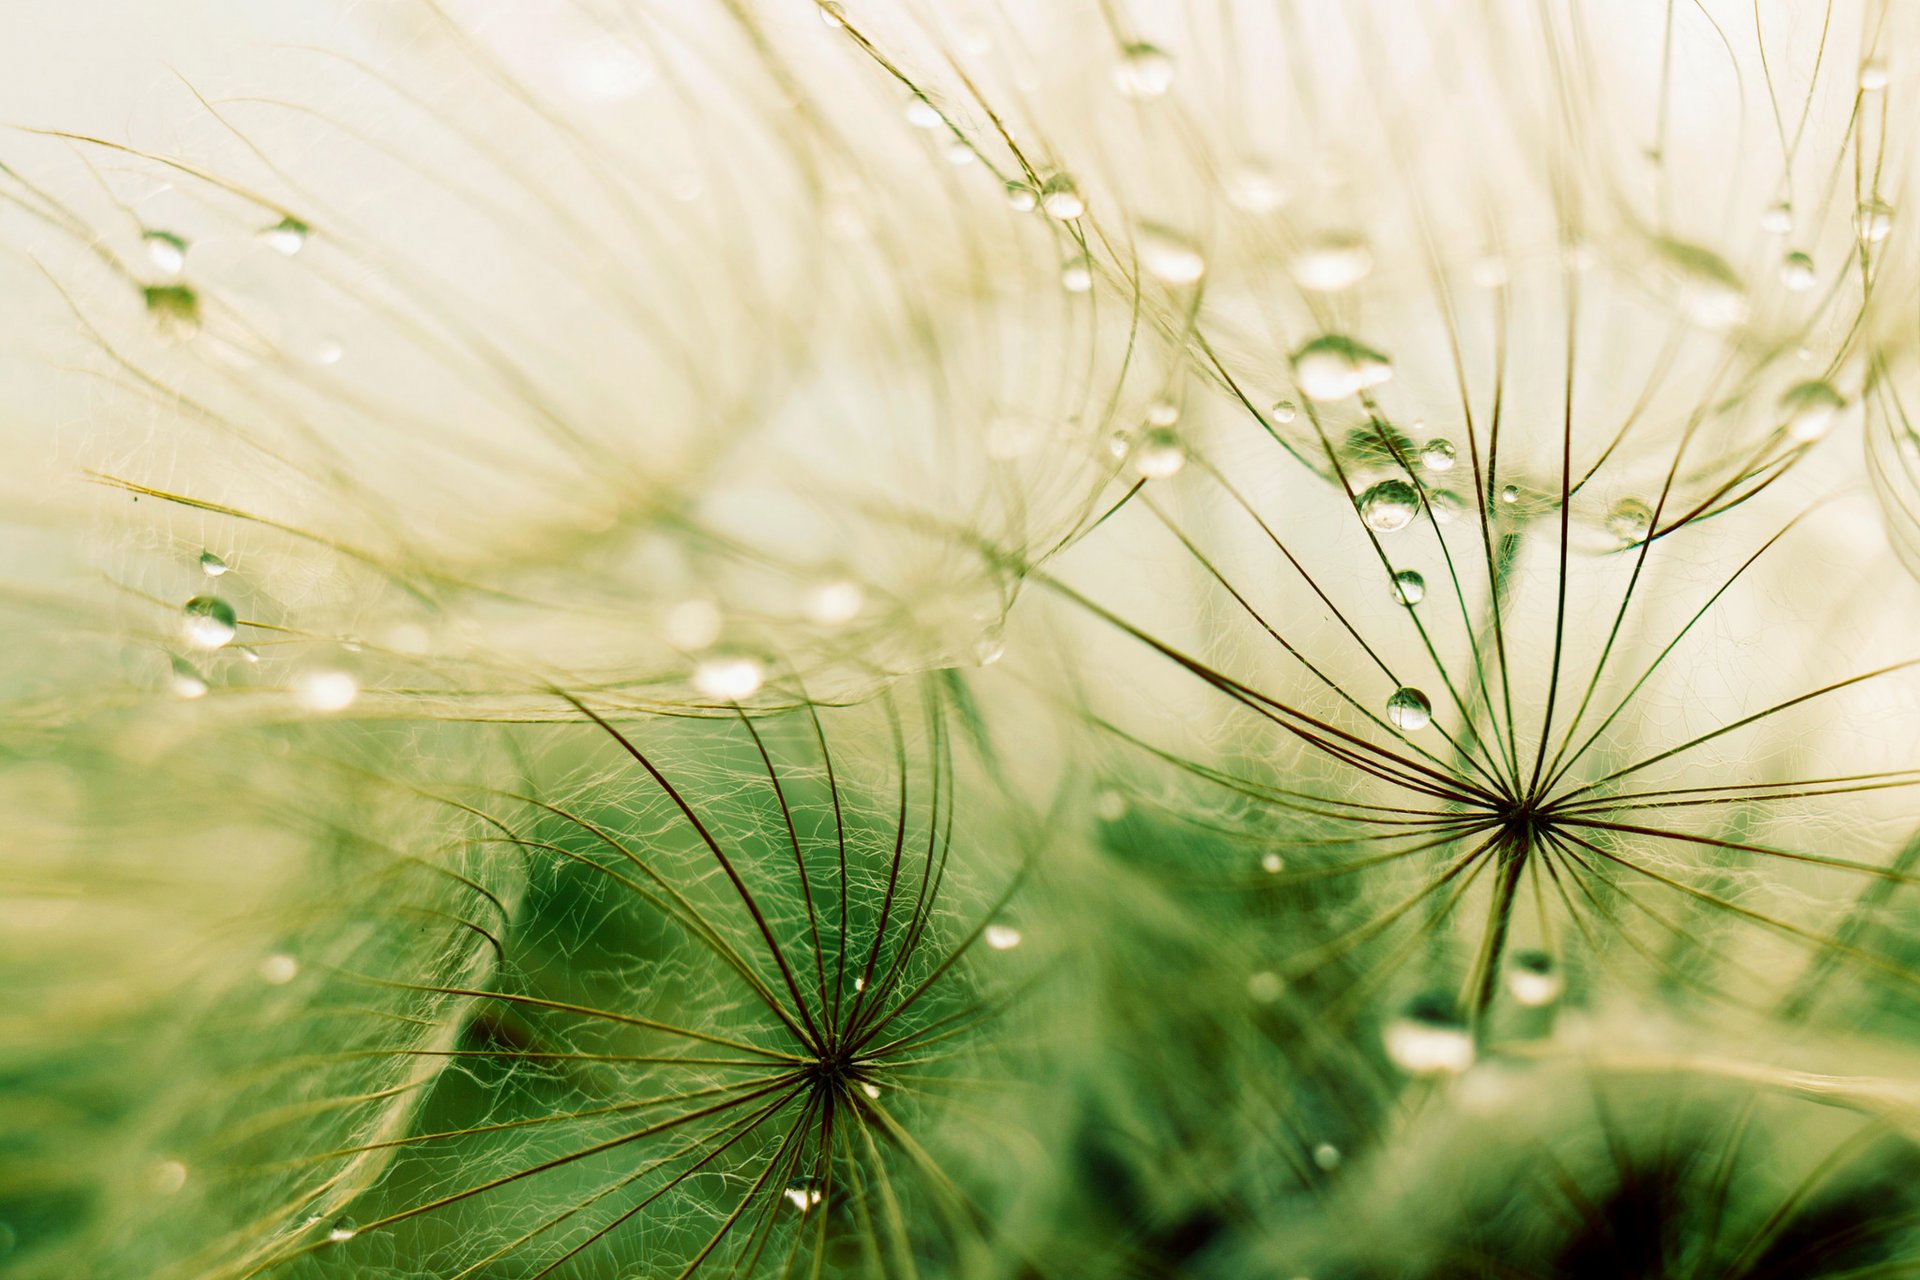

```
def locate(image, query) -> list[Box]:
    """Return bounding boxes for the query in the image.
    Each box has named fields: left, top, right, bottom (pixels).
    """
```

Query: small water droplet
left=1131, top=426, right=1186, bottom=478
left=807, top=580, right=864, bottom=627
left=1137, top=224, right=1205, bottom=283
left=1039, top=174, right=1084, bottom=221
left=1291, top=233, right=1372, bottom=292
left=1260, top=851, right=1285, bottom=875
left=259, top=953, right=299, bottom=985
left=1383, top=994, right=1473, bottom=1076
left=944, top=140, right=974, bottom=166
left=296, top=670, right=359, bottom=713
left=327, top=1217, right=358, bottom=1244
left=1857, top=197, right=1895, bottom=244
left=1112, top=42, right=1174, bottom=98
left=1093, top=789, right=1128, bottom=822
left=1292, top=334, right=1392, bottom=401
left=1499, top=484, right=1521, bottom=504
left=1312, top=1143, right=1342, bottom=1171
left=169, top=656, right=208, bottom=699
left=1861, top=60, right=1890, bottom=91
left=974, top=632, right=1006, bottom=666
left=1385, top=687, right=1431, bottom=731
left=149, top=1160, right=188, bottom=1195
left=1605, top=497, right=1652, bottom=543
left=1428, top=490, right=1464, bottom=524
left=984, top=924, right=1022, bottom=951
left=1145, top=399, right=1180, bottom=427
left=1760, top=202, right=1793, bottom=235
left=859, top=1081, right=882, bottom=1099
left=665, top=600, right=723, bottom=651
left=1391, top=569, right=1426, bottom=606
left=1061, top=255, right=1093, bottom=293
left=903, top=96, right=942, bottom=129
left=238, top=645, right=261, bottom=664
left=198, top=550, right=229, bottom=577
left=1781, top=379, right=1845, bottom=442
left=142, top=230, right=187, bottom=277
left=261, top=216, right=310, bottom=256
left=1247, top=971, right=1283, bottom=1003
left=1469, top=257, right=1509, bottom=289
left=144, top=284, right=200, bottom=336
left=1779, top=250, right=1817, bottom=291
left=693, top=656, right=764, bottom=700
left=1225, top=160, right=1287, bottom=213
left=181, top=596, right=238, bottom=649
left=1358, top=480, right=1420, bottom=533
left=1420, top=439, right=1457, bottom=472
left=784, top=1183, right=824, bottom=1212
left=1658, top=239, right=1747, bottom=329
left=1269, top=399, right=1297, bottom=424
left=853, top=976, right=866, bottom=992
left=1005, top=181, right=1038, bottom=212
left=1505, top=949, right=1563, bottom=1007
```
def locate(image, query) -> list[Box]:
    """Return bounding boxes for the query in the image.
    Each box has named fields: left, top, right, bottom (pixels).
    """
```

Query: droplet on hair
left=1312, top=1143, right=1342, bottom=1171
left=181, top=596, right=238, bottom=649
left=1113, top=42, right=1175, bottom=99
left=1605, top=497, right=1652, bottom=543
left=1385, top=686, right=1431, bottom=731
left=693, top=656, right=764, bottom=700
left=198, top=550, right=229, bottom=577
left=326, top=1217, right=358, bottom=1244
left=1132, top=427, right=1185, bottom=478
left=1292, top=334, right=1391, bottom=401
left=1359, top=480, right=1419, bottom=533
left=1269, top=399, right=1297, bottom=424
left=1857, top=197, right=1895, bottom=244
left=1391, top=570, right=1426, bottom=606
left=296, top=670, right=359, bottom=713
left=1505, top=950, right=1563, bottom=1007
left=1421, top=439, right=1456, bottom=472
left=984, top=924, right=1022, bottom=951
left=1383, top=994, right=1473, bottom=1075
left=1291, top=233, right=1372, bottom=292
left=1779, top=251, right=1817, bottom=291
left=1137, top=224, right=1205, bottom=283
left=1781, top=379, right=1845, bottom=443
left=142, top=230, right=187, bottom=277
left=169, top=656, right=208, bottom=700
left=806, top=580, right=864, bottom=627
left=261, top=216, right=310, bottom=256
left=1247, top=971, right=1283, bottom=1003
left=1760, top=202, right=1793, bottom=235
left=259, top=953, right=299, bottom=985
left=1039, top=174, right=1085, bottom=221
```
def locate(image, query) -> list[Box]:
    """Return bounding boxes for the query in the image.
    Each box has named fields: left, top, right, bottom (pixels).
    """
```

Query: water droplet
left=944, top=141, right=974, bottom=166
left=1260, top=851, right=1285, bottom=874
left=1145, top=399, right=1180, bottom=427
left=1093, top=789, right=1128, bottom=822
left=1383, top=994, right=1474, bottom=1076
left=1358, top=479, right=1420, bottom=533
left=1312, top=1143, right=1342, bottom=1171
left=1247, top=971, right=1284, bottom=1003
left=1391, top=570, right=1426, bottom=606
left=1469, top=257, right=1509, bottom=289
left=181, top=596, right=238, bottom=649
left=1061, top=255, right=1093, bottom=293
left=807, top=580, right=864, bottom=627
left=903, top=96, right=942, bottom=129
left=259, top=953, right=299, bottom=985
left=1420, top=439, right=1457, bottom=473
left=784, top=1183, right=824, bottom=1212
left=1428, top=490, right=1465, bottom=524
left=169, top=656, right=209, bottom=699
left=1605, top=497, right=1652, bottom=543
left=1112, top=42, right=1174, bottom=98
left=1499, top=484, right=1521, bottom=505
left=296, top=670, right=359, bottom=713
left=1137, top=224, right=1205, bottom=283
left=1385, top=687, right=1431, bottom=731
left=1857, top=197, right=1895, bottom=244
left=665, top=600, right=723, bottom=650
left=1131, top=427, right=1186, bottom=478
left=1291, top=233, right=1372, bottom=292
left=1760, top=202, right=1793, bottom=235
left=238, top=645, right=261, bottom=664
left=1862, top=60, right=1890, bottom=91
left=1269, top=399, right=1297, bottom=424
left=985, top=923, right=1022, bottom=951
left=1779, top=251, right=1817, bottom=291
left=194, top=554, right=227, bottom=581
left=327, top=1217, right=358, bottom=1244
left=261, top=216, right=310, bottom=256
left=974, top=632, right=1006, bottom=666
left=1005, top=181, right=1038, bottom=212
left=1226, top=160, right=1287, bottom=212
left=1039, top=174, right=1085, bottom=221
left=148, top=1160, right=188, bottom=1195
left=1505, top=949, right=1563, bottom=1007
left=859, top=1081, right=882, bottom=1099
left=693, top=656, right=764, bottom=700
left=144, top=285, right=200, bottom=336
left=142, top=230, right=187, bottom=277
left=817, top=1, right=846, bottom=27
left=1781, top=379, right=1845, bottom=443
left=1658, top=239, right=1748, bottom=329
left=1292, top=334, right=1392, bottom=401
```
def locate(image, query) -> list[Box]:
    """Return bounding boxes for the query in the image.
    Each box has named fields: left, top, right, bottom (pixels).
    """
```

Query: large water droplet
left=1861, top=60, right=1890, bottom=91
left=1781, top=379, right=1845, bottom=442
left=984, top=923, right=1022, bottom=951
left=326, top=1217, right=359, bottom=1244
left=1385, top=686, right=1431, bottom=731
left=142, top=230, right=187, bottom=277
left=1269, top=399, right=1297, bottom=424
left=1137, top=224, right=1205, bottom=283
left=1605, top=497, right=1652, bottom=543
left=170, top=656, right=209, bottom=700
left=1061, top=255, right=1093, bottom=293
left=1779, top=251, right=1817, bottom=291
left=1421, top=439, right=1456, bottom=472
left=261, top=216, right=310, bottom=256
left=296, top=670, right=359, bottom=713
left=1040, top=174, right=1085, bottom=221
left=1131, top=426, right=1186, bottom=478
left=693, top=656, right=765, bottom=700
left=1112, top=43, right=1174, bottom=98
left=1291, top=233, right=1372, bottom=292
left=1505, top=950, right=1563, bottom=1007
left=1391, top=570, right=1426, bottom=606
left=1292, top=334, right=1392, bottom=401
left=1857, top=197, right=1895, bottom=244
left=1358, top=479, right=1420, bottom=533
left=181, top=596, right=238, bottom=649
left=1383, top=994, right=1473, bottom=1075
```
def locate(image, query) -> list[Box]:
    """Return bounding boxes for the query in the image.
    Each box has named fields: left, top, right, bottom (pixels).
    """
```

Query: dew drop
left=149, top=1160, right=188, bottom=1195
left=666, top=599, right=723, bottom=651
left=1605, top=497, right=1652, bottom=544
left=1312, top=1143, right=1342, bottom=1171
left=261, top=216, right=310, bottom=256
left=1781, top=379, right=1845, bottom=443
left=1428, top=490, right=1465, bottom=524
left=1093, top=789, right=1128, bottom=822
left=1005, top=181, right=1038, bottom=212
left=259, top=953, right=299, bottom=985
left=296, top=670, right=359, bottom=713
left=1358, top=479, right=1420, bottom=533
left=1385, top=686, right=1431, bottom=731
left=1658, top=239, right=1748, bottom=329
left=144, top=284, right=200, bottom=336
left=1137, top=224, right=1205, bottom=283
left=973, top=632, right=1006, bottom=666
left=1760, top=202, right=1793, bottom=235
left=1291, top=233, right=1372, bottom=292
left=1225, top=160, right=1287, bottom=213
left=327, top=1217, right=358, bottom=1244
left=693, top=656, right=765, bottom=700
left=1061, top=255, right=1094, bottom=293
left=1247, top=971, right=1284, bottom=1003
left=784, top=1184, right=824, bottom=1212
left=169, top=656, right=208, bottom=700
left=181, top=596, right=238, bottom=649
left=903, top=96, right=942, bottom=129
left=1269, top=399, right=1298, bottom=425
left=1420, top=439, right=1456, bottom=472
left=1505, top=949, right=1563, bottom=1008
left=1131, top=426, right=1186, bottom=479
left=1292, top=334, right=1392, bottom=401
left=142, top=230, right=187, bottom=277
left=1857, top=197, right=1895, bottom=244
left=1383, top=994, right=1474, bottom=1076
left=1039, top=174, right=1085, bottom=221
left=1499, top=484, right=1520, bottom=505
left=1113, top=42, right=1174, bottom=99
left=944, top=140, right=975, bottom=167
left=806, top=580, right=864, bottom=627
left=1391, top=569, right=1426, bottom=606
left=817, top=1, right=846, bottom=27
left=1779, top=251, right=1817, bottom=291
left=984, top=924, right=1023, bottom=951
left=859, top=1082, right=882, bottom=1099
left=238, top=646, right=261, bottom=664
left=1145, top=399, right=1180, bottom=427
left=198, top=550, right=229, bottom=577
left=1862, top=60, right=1890, bottom=91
